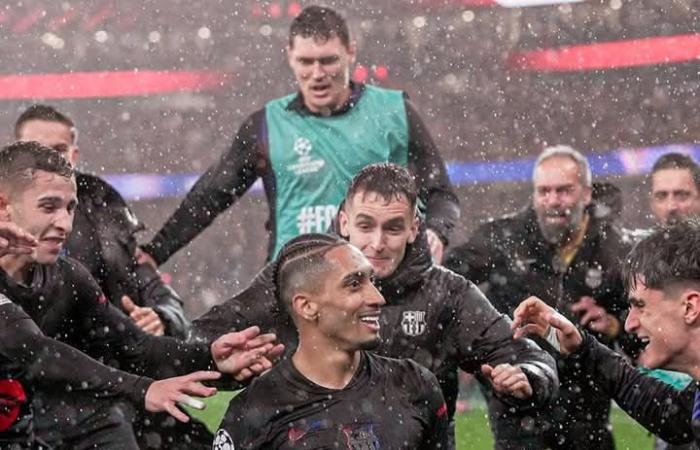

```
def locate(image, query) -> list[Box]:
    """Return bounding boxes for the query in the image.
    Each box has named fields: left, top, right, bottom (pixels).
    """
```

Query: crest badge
left=585, top=267, right=603, bottom=289
left=212, top=429, right=234, bottom=450
left=401, top=311, right=426, bottom=336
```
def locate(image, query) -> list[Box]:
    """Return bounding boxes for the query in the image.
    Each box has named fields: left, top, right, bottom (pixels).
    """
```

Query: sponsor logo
left=297, top=204, right=338, bottom=234
left=212, top=429, right=234, bottom=450
left=288, top=137, right=325, bottom=175
left=401, top=310, right=427, bottom=337
left=342, top=424, right=380, bottom=450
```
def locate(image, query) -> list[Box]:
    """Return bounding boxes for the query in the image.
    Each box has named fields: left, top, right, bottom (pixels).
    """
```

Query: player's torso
left=265, top=86, right=409, bottom=257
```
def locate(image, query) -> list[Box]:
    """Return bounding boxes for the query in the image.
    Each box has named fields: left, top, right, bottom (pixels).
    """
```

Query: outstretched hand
left=511, top=296, right=583, bottom=355
left=145, top=371, right=220, bottom=423
left=211, top=326, right=285, bottom=381
left=121, top=295, right=166, bottom=336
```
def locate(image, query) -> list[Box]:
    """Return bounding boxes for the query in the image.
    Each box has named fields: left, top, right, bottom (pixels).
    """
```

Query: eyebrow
left=340, top=267, right=374, bottom=285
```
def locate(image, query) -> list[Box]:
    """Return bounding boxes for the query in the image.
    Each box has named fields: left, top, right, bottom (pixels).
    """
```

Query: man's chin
left=358, top=336, right=381, bottom=351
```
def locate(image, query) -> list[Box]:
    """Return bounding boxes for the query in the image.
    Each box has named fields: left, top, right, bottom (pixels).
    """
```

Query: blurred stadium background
left=0, top=0, right=697, bottom=315
left=2, top=1, right=696, bottom=446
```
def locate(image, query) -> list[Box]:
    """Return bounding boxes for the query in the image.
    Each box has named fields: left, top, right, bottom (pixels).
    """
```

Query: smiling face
left=650, top=168, right=700, bottom=226
left=2, top=170, right=77, bottom=265
left=624, top=278, right=697, bottom=371
left=287, top=35, right=355, bottom=114
left=338, top=191, right=419, bottom=279
left=305, top=244, right=386, bottom=351
left=533, top=156, right=592, bottom=245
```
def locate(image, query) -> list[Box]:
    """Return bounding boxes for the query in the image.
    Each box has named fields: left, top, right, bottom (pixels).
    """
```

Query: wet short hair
left=289, top=6, right=350, bottom=48
left=276, top=233, right=347, bottom=316
left=533, top=145, right=592, bottom=187
left=0, top=141, right=74, bottom=197
left=649, top=153, right=700, bottom=191
left=623, top=218, right=700, bottom=293
left=14, top=104, right=78, bottom=145
left=344, top=163, right=418, bottom=212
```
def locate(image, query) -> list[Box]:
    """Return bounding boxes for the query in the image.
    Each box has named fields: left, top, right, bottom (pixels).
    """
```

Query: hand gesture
left=481, top=363, right=533, bottom=399
left=426, top=229, right=445, bottom=264
left=571, top=296, right=620, bottom=338
left=0, top=221, right=37, bottom=258
left=211, top=326, right=285, bottom=381
left=511, top=296, right=582, bottom=355
left=122, top=296, right=166, bottom=336
left=145, top=371, right=220, bottom=423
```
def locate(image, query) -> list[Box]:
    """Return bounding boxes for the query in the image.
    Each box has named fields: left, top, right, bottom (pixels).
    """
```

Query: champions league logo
left=401, top=311, right=426, bottom=337
left=293, top=137, right=313, bottom=157
left=212, top=429, right=234, bottom=450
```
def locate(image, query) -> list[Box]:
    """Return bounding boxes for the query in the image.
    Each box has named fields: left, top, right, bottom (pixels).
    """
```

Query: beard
left=358, top=335, right=381, bottom=351
left=537, top=202, right=586, bottom=245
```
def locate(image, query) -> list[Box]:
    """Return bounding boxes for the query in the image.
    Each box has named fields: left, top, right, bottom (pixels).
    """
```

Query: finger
left=185, top=371, right=222, bottom=382
left=183, top=382, right=217, bottom=398
left=509, top=381, right=533, bottom=399
left=176, top=394, right=206, bottom=410
left=266, top=344, right=285, bottom=361
left=498, top=373, right=528, bottom=390
left=492, top=368, right=518, bottom=386
left=234, top=368, right=254, bottom=382
left=121, top=296, right=137, bottom=313
left=136, top=314, right=160, bottom=329
left=164, top=402, right=190, bottom=423
left=578, top=309, right=599, bottom=326
left=488, top=364, right=510, bottom=380
left=142, top=319, right=164, bottom=334
left=513, top=323, right=546, bottom=339
left=244, top=333, right=278, bottom=350
left=548, top=312, right=574, bottom=332
left=480, top=364, right=493, bottom=378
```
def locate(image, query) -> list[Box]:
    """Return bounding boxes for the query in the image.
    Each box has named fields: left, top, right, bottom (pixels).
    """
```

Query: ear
left=583, top=184, right=593, bottom=205
left=0, top=192, right=10, bottom=220
left=70, top=146, right=80, bottom=165
left=407, top=215, right=420, bottom=244
left=347, top=41, right=357, bottom=66
left=286, top=44, right=294, bottom=67
left=683, top=290, right=700, bottom=325
left=338, top=209, right=350, bottom=238
left=292, top=292, right=319, bottom=323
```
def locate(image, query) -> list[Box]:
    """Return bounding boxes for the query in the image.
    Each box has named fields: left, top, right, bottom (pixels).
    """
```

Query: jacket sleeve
left=444, top=221, right=498, bottom=285
left=188, top=261, right=279, bottom=344
left=573, top=332, right=695, bottom=444
left=133, top=263, right=189, bottom=339
left=450, top=281, right=559, bottom=408
left=0, top=299, right=153, bottom=407
left=143, top=110, right=264, bottom=266
left=69, top=261, right=215, bottom=379
left=405, top=99, right=460, bottom=245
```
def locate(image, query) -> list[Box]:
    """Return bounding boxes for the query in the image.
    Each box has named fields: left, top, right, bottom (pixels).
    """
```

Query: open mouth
left=310, top=84, right=330, bottom=95
left=358, top=312, right=381, bottom=331
left=638, top=336, right=650, bottom=350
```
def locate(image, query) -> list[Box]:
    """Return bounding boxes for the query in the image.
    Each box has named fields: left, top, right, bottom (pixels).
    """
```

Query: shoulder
left=369, top=353, right=438, bottom=388
left=57, top=257, right=104, bottom=296
left=76, top=172, right=125, bottom=206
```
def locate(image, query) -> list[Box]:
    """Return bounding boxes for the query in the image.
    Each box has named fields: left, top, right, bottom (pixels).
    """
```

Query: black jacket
left=190, top=228, right=558, bottom=431
left=0, top=257, right=214, bottom=443
left=143, top=83, right=460, bottom=264
left=573, top=332, right=697, bottom=446
left=445, top=206, right=633, bottom=440
left=66, top=172, right=188, bottom=338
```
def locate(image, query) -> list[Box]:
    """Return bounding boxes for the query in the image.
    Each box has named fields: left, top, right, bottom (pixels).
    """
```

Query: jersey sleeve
left=215, top=389, right=270, bottom=449
left=143, top=110, right=265, bottom=266
left=449, top=281, right=559, bottom=408
left=404, top=99, right=460, bottom=245
left=65, top=260, right=214, bottom=378
left=0, top=297, right=153, bottom=407
left=573, top=332, right=695, bottom=444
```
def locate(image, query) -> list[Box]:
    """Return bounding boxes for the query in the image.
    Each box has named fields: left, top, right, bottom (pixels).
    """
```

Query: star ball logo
left=212, top=429, right=234, bottom=450
left=293, top=137, right=313, bottom=157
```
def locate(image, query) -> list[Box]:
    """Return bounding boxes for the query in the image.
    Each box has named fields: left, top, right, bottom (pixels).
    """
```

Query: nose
left=310, top=61, right=326, bottom=80
left=53, top=210, right=73, bottom=234
left=624, top=308, right=639, bottom=333
left=366, top=281, right=386, bottom=308
left=369, top=230, right=386, bottom=252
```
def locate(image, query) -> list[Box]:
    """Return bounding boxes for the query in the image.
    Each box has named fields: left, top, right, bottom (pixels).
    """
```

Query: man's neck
left=0, top=254, right=32, bottom=284
left=292, top=333, right=362, bottom=390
